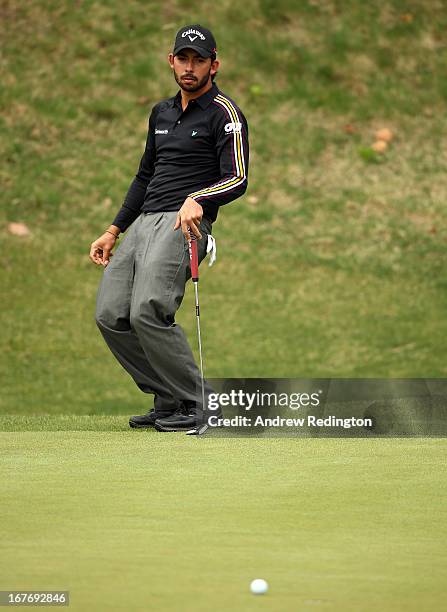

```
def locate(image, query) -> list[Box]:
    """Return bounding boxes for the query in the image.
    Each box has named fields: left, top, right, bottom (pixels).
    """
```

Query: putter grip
left=188, top=235, right=199, bottom=282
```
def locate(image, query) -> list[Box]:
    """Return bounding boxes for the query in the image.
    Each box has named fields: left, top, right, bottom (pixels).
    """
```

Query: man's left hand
left=174, top=197, right=203, bottom=240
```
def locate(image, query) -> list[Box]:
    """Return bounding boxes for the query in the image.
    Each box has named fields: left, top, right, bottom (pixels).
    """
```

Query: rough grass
left=1, top=1, right=447, bottom=414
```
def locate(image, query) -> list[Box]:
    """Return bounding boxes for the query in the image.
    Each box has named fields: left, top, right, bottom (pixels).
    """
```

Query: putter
left=186, top=228, right=209, bottom=436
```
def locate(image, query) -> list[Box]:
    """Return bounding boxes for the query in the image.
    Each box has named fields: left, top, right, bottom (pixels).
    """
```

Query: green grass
left=0, top=415, right=130, bottom=432
left=1, top=431, right=446, bottom=611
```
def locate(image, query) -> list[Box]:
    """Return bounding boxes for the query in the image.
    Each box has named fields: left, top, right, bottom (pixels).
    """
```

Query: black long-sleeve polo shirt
left=112, top=82, right=249, bottom=232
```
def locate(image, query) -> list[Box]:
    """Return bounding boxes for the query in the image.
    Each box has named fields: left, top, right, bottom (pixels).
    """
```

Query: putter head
left=186, top=423, right=209, bottom=436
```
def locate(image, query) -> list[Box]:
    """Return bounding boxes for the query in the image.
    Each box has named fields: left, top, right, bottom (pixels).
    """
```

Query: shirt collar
left=172, top=82, right=219, bottom=110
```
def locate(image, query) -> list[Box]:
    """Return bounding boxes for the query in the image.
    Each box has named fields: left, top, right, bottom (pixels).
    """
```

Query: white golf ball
left=250, top=578, right=268, bottom=595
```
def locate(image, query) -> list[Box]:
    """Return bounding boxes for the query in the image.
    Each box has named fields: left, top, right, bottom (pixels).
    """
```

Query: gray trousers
left=95, top=211, right=213, bottom=413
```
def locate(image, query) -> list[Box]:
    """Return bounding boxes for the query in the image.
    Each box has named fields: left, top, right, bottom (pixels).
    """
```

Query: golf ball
left=250, top=578, right=268, bottom=595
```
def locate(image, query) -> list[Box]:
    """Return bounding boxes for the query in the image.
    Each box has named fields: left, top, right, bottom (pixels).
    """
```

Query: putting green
left=1, top=423, right=446, bottom=611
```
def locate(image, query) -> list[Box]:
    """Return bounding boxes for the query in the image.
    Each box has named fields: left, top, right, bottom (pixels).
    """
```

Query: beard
left=174, top=67, right=211, bottom=92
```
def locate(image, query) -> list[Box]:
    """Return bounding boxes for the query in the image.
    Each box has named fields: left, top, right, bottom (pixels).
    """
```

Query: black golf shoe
left=155, top=402, right=222, bottom=432
left=154, top=404, right=197, bottom=432
left=129, top=408, right=177, bottom=429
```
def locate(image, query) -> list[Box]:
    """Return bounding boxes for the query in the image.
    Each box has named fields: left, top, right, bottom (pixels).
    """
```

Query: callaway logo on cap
left=173, top=24, right=217, bottom=58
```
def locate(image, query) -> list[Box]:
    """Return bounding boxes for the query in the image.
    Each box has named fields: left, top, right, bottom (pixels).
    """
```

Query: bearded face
left=171, top=50, right=216, bottom=92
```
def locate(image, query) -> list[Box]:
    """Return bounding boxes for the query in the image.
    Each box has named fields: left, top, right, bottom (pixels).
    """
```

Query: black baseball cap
left=173, top=24, right=217, bottom=58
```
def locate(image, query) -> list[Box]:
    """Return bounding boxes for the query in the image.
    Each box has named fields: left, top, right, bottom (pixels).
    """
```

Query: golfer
left=90, top=24, right=249, bottom=432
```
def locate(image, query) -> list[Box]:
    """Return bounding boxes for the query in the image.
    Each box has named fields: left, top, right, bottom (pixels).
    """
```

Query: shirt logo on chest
left=155, top=128, right=168, bottom=135
left=191, top=130, right=198, bottom=137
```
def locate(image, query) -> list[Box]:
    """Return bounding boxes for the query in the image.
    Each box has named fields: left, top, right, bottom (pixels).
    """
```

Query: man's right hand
left=90, top=230, right=119, bottom=267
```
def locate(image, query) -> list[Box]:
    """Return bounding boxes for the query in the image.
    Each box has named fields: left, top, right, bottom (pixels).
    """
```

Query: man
left=90, top=24, right=249, bottom=432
